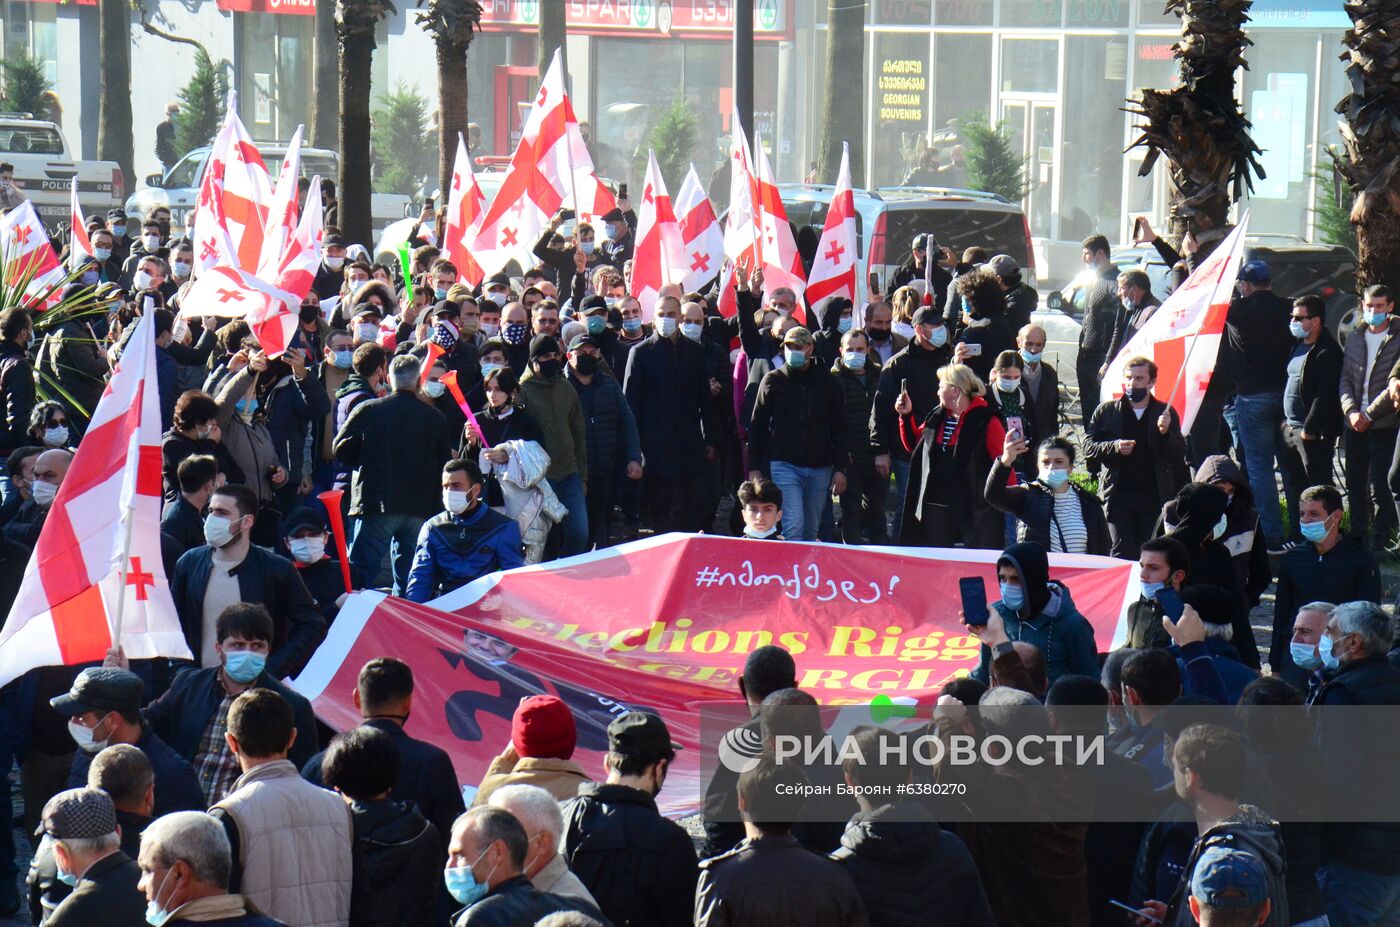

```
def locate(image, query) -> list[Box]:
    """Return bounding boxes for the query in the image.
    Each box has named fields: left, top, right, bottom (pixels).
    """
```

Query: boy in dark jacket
left=322, top=726, right=440, bottom=927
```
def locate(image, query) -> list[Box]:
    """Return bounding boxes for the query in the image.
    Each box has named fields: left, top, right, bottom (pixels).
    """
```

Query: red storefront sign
left=478, top=0, right=793, bottom=40
left=215, top=0, right=315, bottom=15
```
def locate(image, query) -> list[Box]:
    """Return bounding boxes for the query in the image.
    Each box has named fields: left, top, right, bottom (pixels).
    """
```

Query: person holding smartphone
left=950, top=268, right=1015, bottom=382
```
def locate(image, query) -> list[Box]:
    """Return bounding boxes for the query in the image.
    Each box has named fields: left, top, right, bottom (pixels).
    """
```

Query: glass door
left=1000, top=100, right=1058, bottom=239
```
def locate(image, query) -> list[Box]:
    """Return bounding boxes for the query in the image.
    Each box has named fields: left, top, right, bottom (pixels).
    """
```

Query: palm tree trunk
left=97, top=0, right=134, bottom=191
left=311, top=0, right=340, bottom=149
left=338, top=28, right=374, bottom=245
left=1338, top=1, right=1400, bottom=289
left=537, top=0, right=566, bottom=82
left=436, top=38, right=469, bottom=198
left=817, top=0, right=864, bottom=185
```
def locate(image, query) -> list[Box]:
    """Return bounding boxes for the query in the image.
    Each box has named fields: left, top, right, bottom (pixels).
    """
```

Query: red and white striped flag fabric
left=0, top=309, right=191, bottom=686
left=631, top=151, right=688, bottom=319
left=1105, top=217, right=1251, bottom=434
left=752, top=129, right=807, bottom=321
left=191, top=101, right=272, bottom=274
left=675, top=164, right=722, bottom=295
left=180, top=258, right=301, bottom=358
left=442, top=134, right=487, bottom=288
left=256, top=125, right=303, bottom=280
left=261, top=173, right=324, bottom=302
left=804, top=142, right=857, bottom=314
left=722, top=109, right=761, bottom=274
left=68, top=178, right=93, bottom=272
left=1, top=200, right=66, bottom=311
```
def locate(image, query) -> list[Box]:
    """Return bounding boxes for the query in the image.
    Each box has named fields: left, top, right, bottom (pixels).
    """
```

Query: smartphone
left=424, top=196, right=436, bottom=212
left=559, top=208, right=576, bottom=221
left=966, top=343, right=983, bottom=356
left=1109, top=901, right=1160, bottom=924
left=1157, top=587, right=1185, bottom=622
left=618, top=183, right=628, bottom=200
left=868, top=271, right=881, bottom=295
left=1132, top=216, right=1148, bottom=240
left=958, top=577, right=990, bottom=627
left=900, top=378, right=909, bottom=395
left=1007, top=416, right=1024, bottom=440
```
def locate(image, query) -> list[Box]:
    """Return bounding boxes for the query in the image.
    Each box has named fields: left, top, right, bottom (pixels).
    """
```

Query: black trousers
left=642, top=473, right=708, bottom=534
left=1106, top=495, right=1159, bottom=560
left=585, top=470, right=619, bottom=550
left=1077, top=352, right=1105, bottom=429
left=837, top=463, right=889, bottom=545
left=1347, top=426, right=1399, bottom=545
left=1280, top=422, right=1336, bottom=542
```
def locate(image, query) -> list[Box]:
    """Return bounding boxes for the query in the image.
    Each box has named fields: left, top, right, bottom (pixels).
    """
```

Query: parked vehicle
left=779, top=183, right=1036, bottom=298
left=0, top=115, right=124, bottom=228
left=126, top=143, right=411, bottom=240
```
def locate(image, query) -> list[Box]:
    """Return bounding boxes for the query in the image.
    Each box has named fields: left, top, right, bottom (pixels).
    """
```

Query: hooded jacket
left=829, top=803, right=993, bottom=927
left=520, top=360, right=588, bottom=481
left=1161, top=456, right=1270, bottom=609
left=1163, top=806, right=1289, bottom=927
left=1164, top=483, right=1258, bottom=667
left=346, top=799, right=440, bottom=927
left=972, top=542, right=1099, bottom=685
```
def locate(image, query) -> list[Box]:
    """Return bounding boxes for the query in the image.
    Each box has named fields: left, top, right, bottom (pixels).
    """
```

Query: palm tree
left=97, top=0, right=134, bottom=192
left=336, top=0, right=394, bottom=245
left=1336, top=4, right=1400, bottom=288
left=415, top=0, right=483, bottom=197
left=311, top=0, right=340, bottom=149
left=1126, top=0, right=1263, bottom=258
left=817, top=0, right=864, bottom=185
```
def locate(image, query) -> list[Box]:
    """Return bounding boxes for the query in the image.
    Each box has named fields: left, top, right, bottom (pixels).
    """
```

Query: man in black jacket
left=829, top=727, right=992, bottom=927
left=334, top=353, right=451, bottom=593
left=1085, top=356, right=1190, bottom=559
left=1075, top=235, right=1123, bottom=428
left=1017, top=323, right=1061, bottom=444
left=160, top=454, right=215, bottom=557
left=143, top=604, right=319, bottom=806
left=0, top=307, right=36, bottom=477
left=37, top=788, right=146, bottom=927
left=1219, top=260, right=1295, bottom=551
left=622, top=296, right=716, bottom=533
left=562, top=712, right=697, bottom=927
left=1308, top=601, right=1400, bottom=924
left=169, top=483, right=325, bottom=678
left=1279, top=295, right=1343, bottom=544
left=747, top=326, right=848, bottom=542
left=870, top=306, right=951, bottom=541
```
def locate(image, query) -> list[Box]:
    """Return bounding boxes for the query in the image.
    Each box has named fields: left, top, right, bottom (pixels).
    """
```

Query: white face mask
left=133, top=271, right=154, bottom=291
left=356, top=322, right=380, bottom=342
left=172, top=260, right=192, bottom=278
left=203, top=514, right=239, bottom=548
left=325, top=256, right=345, bottom=271
left=68, top=716, right=109, bottom=754
left=444, top=489, right=473, bottom=514
left=288, top=537, right=325, bottom=563
left=31, top=479, right=57, bottom=507
left=43, top=425, right=69, bottom=447
left=480, top=321, right=500, bottom=338
left=424, top=380, right=446, bottom=399
left=141, top=234, right=161, bottom=252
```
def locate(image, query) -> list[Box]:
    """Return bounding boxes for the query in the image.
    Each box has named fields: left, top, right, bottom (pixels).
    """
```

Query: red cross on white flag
left=631, top=150, right=688, bottom=319
left=804, top=142, right=858, bottom=316
left=675, top=164, right=723, bottom=297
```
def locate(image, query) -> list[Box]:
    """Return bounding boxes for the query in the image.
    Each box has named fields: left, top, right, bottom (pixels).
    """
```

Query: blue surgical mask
left=622, top=317, right=642, bottom=334
left=93, top=247, right=113, bottom=262
left=1300, top=517, right=1330, bottom=544
left=605, top=223, right=619, bottom=239
left=838, top=316, right=853, bottom=333
left=1291, top=640, right=1322, bottom=671
left=1140, top=580, right=1165, bottom=602
left=480, top=362, right=503, bottom=381
left=172, top=260, right=192, bottom=278
left=234, top=397, right=255, bottom=414
left=444, top=851, right=494, bottom=906
left=842, top=350, right=866, bottom=371
left=223, top=650, right=266, bottom=683
left=997, top=377, right=1019, bottom=394
left=435, top=287, right=448, bottom=301
left=681, top=321, right=703, bottom=341
left=55, top=856, right=77, bottom=887
left=784, top=348, right=807, bottom=369
left=1290, top=320, right=1308, bottom=339
left=1040, top=467, right=1069, bottom=489
left=1367, top=311, right=1390, bottom=328
left=332, top=349, right=353, bottom=369
left=579, top=241, right=595, bottom=255
left=111, top=224, right=126, bottom=238
left=144, top=868, right=175, bottom=927
left=1211, top=514, right=1228, bottom=540
left=655, top=316, right=678, bottom=337
left=999, top=581, right=1025, bottom=611
left=81, top=270, right=99, bottom=286
left=1319, top=632, right=1340, bottom=671
left=586, top=315, right=607, bottom=335
left=1020, top=349, right=1042, bottom=365
left=928, top=326, right=948, bottom=348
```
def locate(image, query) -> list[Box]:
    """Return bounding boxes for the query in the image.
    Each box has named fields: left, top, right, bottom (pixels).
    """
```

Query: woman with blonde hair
left=890, top=285, right=921, bottom=341
left=895, top=362, right=1010, bottom=547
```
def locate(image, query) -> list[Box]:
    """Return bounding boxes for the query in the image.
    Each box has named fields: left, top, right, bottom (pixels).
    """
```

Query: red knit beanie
left=510, top=695, right=577, bottom=759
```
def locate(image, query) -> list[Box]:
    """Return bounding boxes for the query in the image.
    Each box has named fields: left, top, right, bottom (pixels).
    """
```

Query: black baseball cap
left=49, top=668, right=144, bottom=717
left=567, top=333, right=598, bottom=353
left=912, top=306, right=942, bottom=327
left=607, top=711, right=681, bottom=762
left=323, top=233, right=348, bottom=248
left=284, top=506, right=326, bottom=535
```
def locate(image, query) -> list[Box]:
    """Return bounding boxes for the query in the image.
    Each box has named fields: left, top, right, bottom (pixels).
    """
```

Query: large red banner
left=292, top=534, right=1137, bottom=814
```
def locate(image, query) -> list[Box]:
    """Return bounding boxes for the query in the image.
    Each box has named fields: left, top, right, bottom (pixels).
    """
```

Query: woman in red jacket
left=896, top=363, right=1010, bottom=548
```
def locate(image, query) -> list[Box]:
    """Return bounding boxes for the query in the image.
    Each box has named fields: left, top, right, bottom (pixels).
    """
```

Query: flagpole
left=111, top=506, right=135, bottom=648
left=556, top=48, right=582, bottom=225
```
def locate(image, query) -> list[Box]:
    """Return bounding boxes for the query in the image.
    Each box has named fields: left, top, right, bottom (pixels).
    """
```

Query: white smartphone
left=1109, top=900, right=1161, bottom=925
left=965, top=343, right=983, bottom=356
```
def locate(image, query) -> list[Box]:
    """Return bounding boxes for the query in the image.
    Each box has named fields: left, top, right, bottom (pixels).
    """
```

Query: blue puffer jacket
left=567, top=367, right=641, bottom=478
left=405, top=504, right=524, bottom=603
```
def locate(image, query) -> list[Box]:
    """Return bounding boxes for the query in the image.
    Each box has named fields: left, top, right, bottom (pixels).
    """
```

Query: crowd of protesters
left=0, top=197, right=1398, bottom=926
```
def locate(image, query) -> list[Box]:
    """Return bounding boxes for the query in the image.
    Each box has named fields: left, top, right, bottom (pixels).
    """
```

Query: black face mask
left=536, top=359, right=563, bottom=379
left=868, top=327, right=891, bottom=342
left=299, top=304, right=320, bottom=324
left=573, top=355, right=598, bottom=376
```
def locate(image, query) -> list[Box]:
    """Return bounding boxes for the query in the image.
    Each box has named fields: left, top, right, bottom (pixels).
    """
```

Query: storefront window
left=1002, top=0, right=1062, bottom=28
left=1063, top=0, right=1127, bottom=27
left=1136, top=0, right=1177, bottom=26
left=2, top=1, right=57, bottom=87
left=935, top=0, right=993, bottom=26
left=872, top=31, right=933, bottom=186
left=933, top=32, right=991, bottom=137
left=1000, top=38, right=1058, bottom=94
left=1240, top=30, right=1319, bottom=237
left=875, top=0, right=933, bottom=25
left=1060, top=35, right=1127, bottom=239
left=236, top=13, right=313, bottom=142
left=1124, top=34, right=1180, bottom=221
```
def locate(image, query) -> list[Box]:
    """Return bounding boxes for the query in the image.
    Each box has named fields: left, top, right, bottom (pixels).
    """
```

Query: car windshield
left=165, top=153, right=205, bottom=189
left=1262, top=254, right=1356, bottom=300
left=0, top=126, right=64, bottom=156
left=885, top=207, right=1029, bottom=269
left=784, top=199, right=866, bottom=259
